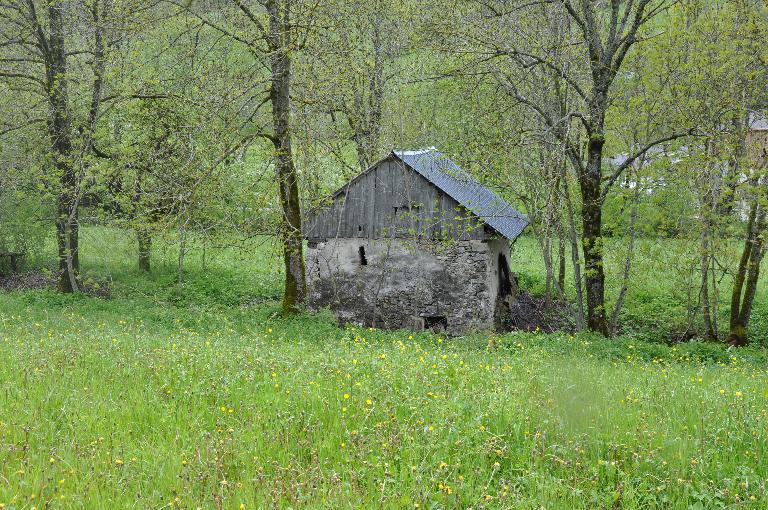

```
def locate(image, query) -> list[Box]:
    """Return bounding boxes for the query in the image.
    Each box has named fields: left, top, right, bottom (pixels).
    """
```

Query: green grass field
left=1, top=228, right=767, bottom=509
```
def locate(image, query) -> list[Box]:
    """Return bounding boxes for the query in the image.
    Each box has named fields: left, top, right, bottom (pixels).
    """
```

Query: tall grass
left=29, top=225, right=768, bottom=343
left=1, top=311, right=767, bottom=509
left=0, top=226, right=766, bottom=508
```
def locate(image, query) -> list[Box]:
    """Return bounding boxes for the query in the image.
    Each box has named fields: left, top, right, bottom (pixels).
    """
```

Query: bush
left=0, top=174, right=49, bottom=270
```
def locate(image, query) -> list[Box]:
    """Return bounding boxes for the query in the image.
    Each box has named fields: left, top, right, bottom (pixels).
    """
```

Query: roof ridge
left=392, top=149, right=528, bottom=240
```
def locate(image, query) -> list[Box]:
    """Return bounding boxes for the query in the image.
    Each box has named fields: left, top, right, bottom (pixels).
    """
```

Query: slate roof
left=749, top=111, right=768, bottom=131
left=392, top=148, right=528, bottom=241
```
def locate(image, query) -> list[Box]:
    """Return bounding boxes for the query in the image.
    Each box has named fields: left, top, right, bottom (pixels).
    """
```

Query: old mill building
left=304, top=148, right=529, bottom=334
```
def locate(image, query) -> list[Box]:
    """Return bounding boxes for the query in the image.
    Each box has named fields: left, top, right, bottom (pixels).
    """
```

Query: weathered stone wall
left=306, top=238, right=510, bottom=334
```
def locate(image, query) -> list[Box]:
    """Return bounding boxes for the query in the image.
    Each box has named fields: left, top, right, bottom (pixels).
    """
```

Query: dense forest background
left=1, top=0, right=767, bottom=344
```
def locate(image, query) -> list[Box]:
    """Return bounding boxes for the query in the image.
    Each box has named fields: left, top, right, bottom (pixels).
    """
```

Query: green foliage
left=511, top=234, right=768, bottom=345
left=2, top=277, right=768, bottom=508
left=0, top=193, right=47, bottom=259
left=498, top=331, right=768, bottom=366
left=0, top=166, right=49, bottom=267
left=0, top=0, right=767, bottom=502
left=0, top=226, right=766, bottom=508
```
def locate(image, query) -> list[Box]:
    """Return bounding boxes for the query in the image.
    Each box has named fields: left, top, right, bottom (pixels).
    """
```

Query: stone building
left=303, top=149, right=528, bottom=334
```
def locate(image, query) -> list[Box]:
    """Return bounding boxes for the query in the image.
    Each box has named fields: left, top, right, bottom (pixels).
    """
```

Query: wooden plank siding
left=305, top=156, right=490, bottom=242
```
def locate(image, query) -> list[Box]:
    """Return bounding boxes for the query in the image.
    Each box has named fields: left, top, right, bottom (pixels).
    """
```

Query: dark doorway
left=498, top=253, right=513, bottom=297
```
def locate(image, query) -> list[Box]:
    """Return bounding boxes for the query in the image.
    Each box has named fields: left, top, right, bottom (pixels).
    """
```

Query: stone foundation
left=306, top=238, right=510, bottom=335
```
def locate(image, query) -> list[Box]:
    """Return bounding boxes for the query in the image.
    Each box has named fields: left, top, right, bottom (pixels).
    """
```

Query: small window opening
left=358, top=246, right=368, bottom=266
left=358, top=225, right=362, bottom=232
left=422, top=315, right=447, bottom=332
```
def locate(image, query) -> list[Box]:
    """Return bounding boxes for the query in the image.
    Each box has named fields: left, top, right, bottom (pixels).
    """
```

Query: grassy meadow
left=0, top=227, right=767, bottom=509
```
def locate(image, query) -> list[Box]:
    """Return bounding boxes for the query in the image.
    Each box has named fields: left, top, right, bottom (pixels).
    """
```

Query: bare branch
left=500, top=48, right=588, bottom=101
left=165, top=0, right=260, bottom=49
left=600, top=129, right=693, bottom=201
left=0, top=117, right=44, bottom=137
left=0, top=70, right=44, bottom=85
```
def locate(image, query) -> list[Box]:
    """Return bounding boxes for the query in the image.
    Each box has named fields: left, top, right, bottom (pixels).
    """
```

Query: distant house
left=605, top=111, right=768, bottom=223
left=747, top=111, right=768, bottom=162
left=303, top=148, right=528, bottom=334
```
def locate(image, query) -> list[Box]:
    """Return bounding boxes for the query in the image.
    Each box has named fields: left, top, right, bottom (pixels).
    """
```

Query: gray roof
left=393, top=148, right=528, bottom=241
left=749, top=111, right=768, bottom=131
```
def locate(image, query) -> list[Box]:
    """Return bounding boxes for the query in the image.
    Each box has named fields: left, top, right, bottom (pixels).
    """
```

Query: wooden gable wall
left=304, top=156, right=492, bottom=241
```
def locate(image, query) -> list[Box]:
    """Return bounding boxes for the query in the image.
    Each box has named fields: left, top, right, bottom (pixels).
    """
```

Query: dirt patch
left=0, top=271, right=56, bottom=291
left=0, top=270, right=111, bottom=298
left=498, top=292, right=573, bottom=333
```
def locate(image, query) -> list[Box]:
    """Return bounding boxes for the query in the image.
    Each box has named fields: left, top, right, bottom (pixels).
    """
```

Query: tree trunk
left=350, top=12, right=385, bottom=172
left=43, top=2, right=79, bottom=293
left=699, top=190, right=718, bottom=342
left=728, top=201, right=756, bottom=343
left=732, top=232, right=765, bottom=346
left=268, top=0, right=307, bottom=316
left=699, top=213, right=717, bottom=341
left=697, top=141, right=723, bottom=342
left=137, top=228, right=152, bottom=273
left=729, top=203, right=765, bottom=346
left=56, top=194, right=79, bottom=293
left=543, top=231, right=553, bottom=310
left=557, top=217, right=566, bottom=295
left=177, top=222, right=187, bottom=288
left=609, top=177, right=640, bottom=336
left=580, top=133, right=609, bottom=336
left=562, top=169, right=585, bottom=331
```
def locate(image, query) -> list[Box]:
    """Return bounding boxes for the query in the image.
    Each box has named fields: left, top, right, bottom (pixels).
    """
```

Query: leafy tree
left=0, top=0, right=153, bottom=291
left=172, top=0, right=316, bottom=316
